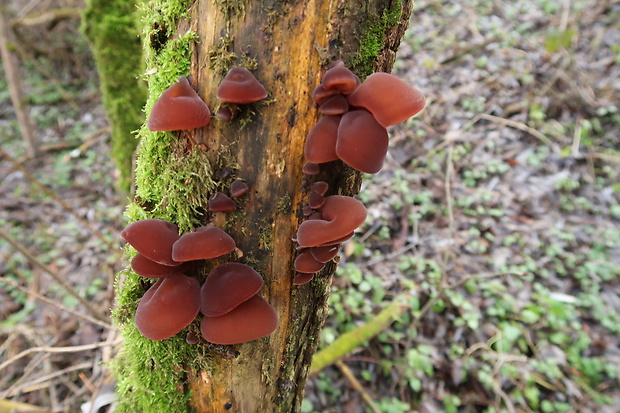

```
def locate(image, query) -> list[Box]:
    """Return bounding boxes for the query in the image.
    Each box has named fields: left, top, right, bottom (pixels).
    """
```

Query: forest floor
left=1, top=0, right=619, bottom=412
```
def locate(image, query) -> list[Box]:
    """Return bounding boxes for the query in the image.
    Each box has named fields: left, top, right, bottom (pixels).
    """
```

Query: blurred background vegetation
left=0, top=0, right=619, bottom=412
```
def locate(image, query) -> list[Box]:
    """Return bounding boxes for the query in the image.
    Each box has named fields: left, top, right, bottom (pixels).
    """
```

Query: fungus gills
left=147, top=76, right=211, bottom=131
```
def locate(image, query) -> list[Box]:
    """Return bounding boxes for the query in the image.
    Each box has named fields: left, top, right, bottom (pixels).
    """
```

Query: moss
left=258, top=220, right=274, bottom=251
left=277, top=193, right=292, bottom=214
left=349, top=0, right=403, bottom=77
left=81, top=0, right=147, bottom=194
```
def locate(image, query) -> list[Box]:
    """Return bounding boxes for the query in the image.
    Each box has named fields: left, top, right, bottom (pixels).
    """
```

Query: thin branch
left=335, top=360, right=381, bottom=413
left=0, top=227, right=109, bottom=324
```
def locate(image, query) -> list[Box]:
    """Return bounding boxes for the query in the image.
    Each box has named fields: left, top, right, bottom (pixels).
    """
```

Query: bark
left=114, top=0, right=414, bottom=412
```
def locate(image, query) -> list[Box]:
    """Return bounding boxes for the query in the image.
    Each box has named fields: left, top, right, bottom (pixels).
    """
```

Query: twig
left=0, top=146, right=118, bottom=251
left=0, top=397, right=50, bottom=412
left=0, top=227, right=109, bottom=323
left=11, top=8, right=80, bottom=27
left=0, top=338, right=123, bottom=372
left=0, top=278, right=115, bottom=330
left=7, top=362, right=93, bottom=397
left=476, top=113, right=554, bottom=146
left=0, top=0, right=39, bottom=158
left=335, top=360, right=382, bottom=413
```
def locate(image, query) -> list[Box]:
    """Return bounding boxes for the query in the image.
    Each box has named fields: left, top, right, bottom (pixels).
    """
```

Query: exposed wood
left=0, top=0, right=39, bottom=158
left=178, top=1, right=414, bottom=411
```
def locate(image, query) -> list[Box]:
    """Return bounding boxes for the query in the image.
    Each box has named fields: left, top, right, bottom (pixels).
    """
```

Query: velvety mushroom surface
left=171, top=226, right=236, bottom=262
left=134, top=274, right=201, bottom=340
left=200, top=263, right=264, bottom=317
left=216, top=67, right=268, bottom=104
left=147, top=76, right=211, bottom=131
left=121, top=219, right=180, bottom=266
left=200, top=295, right=277, bottom=345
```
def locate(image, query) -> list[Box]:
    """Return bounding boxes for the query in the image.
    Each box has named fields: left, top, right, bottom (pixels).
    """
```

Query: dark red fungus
left=200, top=263, right=264, bottom=317
left=310, top=244, right=340, bottom=263
left=336, top=110, right=389, bottom=174
left=209, top=192, right=237, bottom=212
left=147, top=76, right=211, bottom=131
left=293, top=273, right=315, bottom=285
left=186, top=331, right=200, bottom=344
left=121, top=219, right=180, bottom=266
left=296, top=195, right=367, bottom=248
left=130, top=253, right=188, bottom=278
left=304, top=115, right=341, bottom=164
left=319, top=94, right=349, bottom=115
left=302, top=162, right=320, bottom=175
left=217, top=67, right=268, bottom=104
left=302, top=205, right=314, bottom=216
left=312, top=84, right=340, bottom=105
left=311, top=181, right=329, bottom=196
left=216, top=106, right=234, bottom=121
left=347, top=72, right=426, bottom=127
left=294, top=250, right=325, bottom=273
left=230, top=180, right=249, bottom=198
left=307, top=191, right=326, bottom=210
left=200, top=295, right=277, bottom=345
left=135, top=274, right=201, bottom=340
left=321, top=66, right=360, bottom=95
left=172, top=226, right=236, bottom=262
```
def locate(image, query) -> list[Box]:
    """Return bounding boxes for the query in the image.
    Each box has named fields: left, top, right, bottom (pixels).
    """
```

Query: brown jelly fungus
left=200, top=263, right=264, bottom=317
left=217, top=67, right=268, bottom=104
left=172, top=226, right=236, bottom=262
left=147, top=76, right=211, bottom=131
left=121, top=219, right=180, bottom=266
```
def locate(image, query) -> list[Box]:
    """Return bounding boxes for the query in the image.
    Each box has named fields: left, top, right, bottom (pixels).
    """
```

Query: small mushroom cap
left=130, top=253, right=188, bottom=278
left=307, top=191, right=326, bottom=209
left=200, top=263, right=264, bottom=317
left=135, top=274, right=201, bottom=340
left=336, top=110, right=389, bottom=174
left=293, top=272, right=315, bottom=285
left=230, top=180, right=249, bottom=198
left=319, top=94, right=349, bottom=115
left=217, top=67, right=268, bottom=104
left=121, top=219, right=180, bottom=266
left=312, top=84, right=340, bottom=105
left=294, top=250, right=325, bottom=273
left=322, top=66, right=360, bottom=95
left=302, top=162, right=320, bottom=175
left=200, top=295, right=278, bottom=345
left=296, top=195, right=367, bottom=248
left=310, top=244, right=340, bottom=263
left=347, top=72, right=426, bottom=127
left=209, top=192, right=237, bottom=212
left=304, top=115, right=341, bottom=164
left=171, top=226, right=236, bottom=262
left=147, top=77, right=211, bottom=131
left=311, top=181, right=329, bottom=196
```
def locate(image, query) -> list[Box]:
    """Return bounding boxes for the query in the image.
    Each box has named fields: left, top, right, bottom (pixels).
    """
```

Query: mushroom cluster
left=304, top=61, right=426, bottom=174
left=147, top=68, right=267, bottom=132
left=122, top=219, right=277, bottom=344
left=292, top=182, right=367, bottom=285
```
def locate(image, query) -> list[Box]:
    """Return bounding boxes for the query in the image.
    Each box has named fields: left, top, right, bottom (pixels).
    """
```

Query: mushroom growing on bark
left=171, top=226, right=236, bottom=262
left=121, top=219, right=180, bottom=266
left=217, top=67, right=268, bottom=104
left=130, top=253, right=188, bottom=278
left=336, top=109, right=389, bottom=174
left=208, top=192, right=237, bottom=212
left=134, top=273, right=201, bottom=340
left=147, top=76, right=211, bottom=131
left=200, top=263, right=264, bottom=317
left=200, top=295, right=277, bottom=345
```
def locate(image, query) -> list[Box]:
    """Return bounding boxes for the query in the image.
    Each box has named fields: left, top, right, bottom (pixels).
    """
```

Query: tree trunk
left=113, top=0, right=413, bottom=412
left=82, top=0, right=147, bottom=194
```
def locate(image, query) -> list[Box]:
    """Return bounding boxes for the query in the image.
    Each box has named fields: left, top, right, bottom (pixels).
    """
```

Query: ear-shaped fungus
left=302, top=162, right=320, bottom=175
left=311, top=181, right=329, bottom=196
left=135, top=274, right=201, bottom=340
left=296, top=195, right=367, bottom=248
left=131, top=253, right=188, bottom=278
left=200, top=263, right=264, bottom=317
left=209, top=192, right=237, bottom=212
left=347, top=72, right=425, bottom=127
left=319, top=95, right=349, bottom=115
left=217, top=67, right=268, bottom=104
left=310, top=244, right=340, bottom=263
left=293, top=273, right=315, bottom=285
left=147, top=76, right=211, bottom=131
left=121, top=219, right=180, bottom=266
left=304, top=115, right=341, bottom=164
left=322, top=66, right=360, bottom=95
left=200, top=295, right=277, bottom=345
left=172, top=226, right=236, bottom=262
left=336, top=110, right=389, bottom=174
left=230, top=180, right=249, bottom=198
left=294, top=250, right=325, bottom=273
